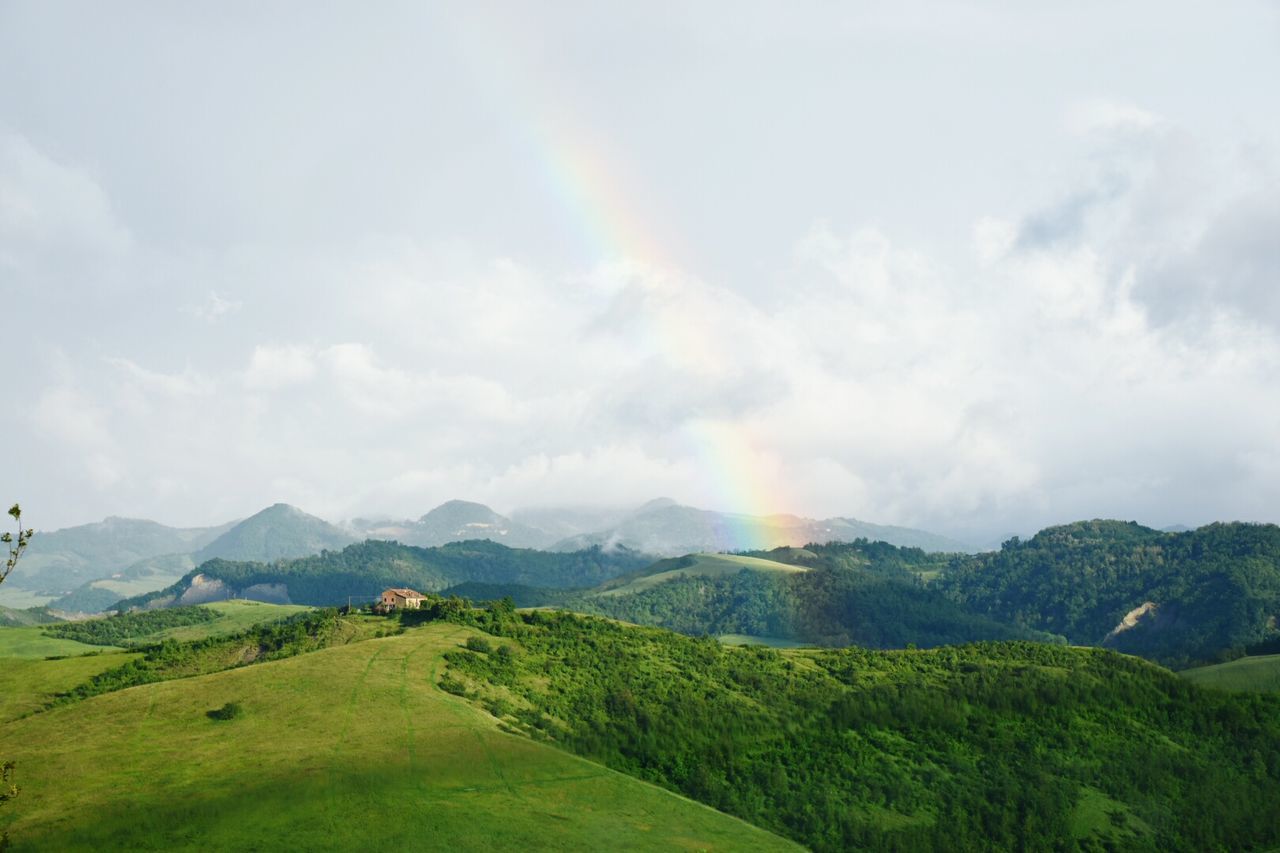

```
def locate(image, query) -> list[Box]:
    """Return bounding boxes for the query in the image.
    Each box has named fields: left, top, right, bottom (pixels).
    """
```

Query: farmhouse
left=378, top=587, right=427, bottom=611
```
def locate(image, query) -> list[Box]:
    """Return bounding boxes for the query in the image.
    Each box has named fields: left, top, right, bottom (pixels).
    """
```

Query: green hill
left=441, top=606, right=1280, bottom=851
left=116, top=539, right=652, bottom=611
left=0, top=623, right=797, bottom=851
left=596, top=552, right=809, bottom=597
left=1182, top=653, right=1280, bottom=693
left=933, top=520, right=1280, bottom=666
left=572, top=542, right=1052, bottom=649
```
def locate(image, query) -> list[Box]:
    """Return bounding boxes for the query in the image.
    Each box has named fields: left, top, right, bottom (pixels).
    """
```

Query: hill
left=1, top=516, right=234, bottom=601
left=0, top=621, right=798, bottom=851
left=571, top=541, right=1056, bottom=649
left=1182, top=654, right=1280, bottom=693
left=595, top=553, right=809, bottom=597
left=550, top=500, right=973, bottom=556
left=115, top=539, right=653, bottom=611
left=437, top=605, right=1280, bottom=851
left=194, top=503, right=356, bottom=564
left=933, top=520, right=1280, bottom=666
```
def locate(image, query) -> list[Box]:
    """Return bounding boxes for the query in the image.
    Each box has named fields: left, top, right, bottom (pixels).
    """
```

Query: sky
left=2, top=1, right=1279, bottom=541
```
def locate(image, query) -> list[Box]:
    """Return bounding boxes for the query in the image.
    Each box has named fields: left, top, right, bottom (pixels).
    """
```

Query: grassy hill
left=1182, top=653, right=1280, bottom=693
left=0, top=623, right=798, bottom=851
left=596, top=553, right=809, bottom=597
left=442, top=607, right=1280, bottom=851
left=0, top=627, right=117, bottom=659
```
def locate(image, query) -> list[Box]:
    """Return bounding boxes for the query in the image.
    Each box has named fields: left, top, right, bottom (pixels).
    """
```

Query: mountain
left=549, top=500, right=974, bottom=556
left=934, top=520, right=1280, bottom=666
left=5, top=516, right=235, bottom=596
left=570, top=542, right=1056, bottom=649
left=115, top=538, right=653, bottom=610
left=347, top=500, right=559, bottom=549
left=194, top=503, right=356, bottom=564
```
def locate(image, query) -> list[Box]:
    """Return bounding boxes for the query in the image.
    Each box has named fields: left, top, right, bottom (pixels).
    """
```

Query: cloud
left=183, top=290, right=242, bottom=323
left=0, top=132, right=131, bottom=271
left=244, top=345, right=318, bottom=391
left=1064, top=98, right=1165, bottom=136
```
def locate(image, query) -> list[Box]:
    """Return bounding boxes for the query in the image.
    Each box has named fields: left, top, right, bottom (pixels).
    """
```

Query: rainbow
left=453, top=14, right=793, bottom=550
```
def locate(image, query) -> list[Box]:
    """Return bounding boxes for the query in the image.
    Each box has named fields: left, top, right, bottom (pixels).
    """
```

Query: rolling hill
left=0, top=622, right=798, bottom=851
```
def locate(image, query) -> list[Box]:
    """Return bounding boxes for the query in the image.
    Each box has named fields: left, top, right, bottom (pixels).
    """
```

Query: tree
left=1, top=503, right=30, bottom=850
left=1, top=504, right=32, bottom=587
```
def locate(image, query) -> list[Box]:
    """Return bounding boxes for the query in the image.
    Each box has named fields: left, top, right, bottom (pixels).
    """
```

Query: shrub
left=207, top=701, right=243, bottom=721
left=465, top=636, right=492, bottom=653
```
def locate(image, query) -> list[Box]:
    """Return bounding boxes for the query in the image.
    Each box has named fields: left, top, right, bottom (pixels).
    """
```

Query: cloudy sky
left=3, top=2, right=1278, bottom=541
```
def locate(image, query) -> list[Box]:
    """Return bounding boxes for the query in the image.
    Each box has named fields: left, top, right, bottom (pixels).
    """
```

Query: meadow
left=0, top=622, right=797, bottom=851
left=1181, top=653, right=1280, bottom=693
left=595, top=553, right=807, bottom=597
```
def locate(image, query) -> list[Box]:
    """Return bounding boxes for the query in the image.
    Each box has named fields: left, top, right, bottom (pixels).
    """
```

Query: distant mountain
left=194, top=503, right=356, bottom=564
left=508, top=504, right=635, bottom=540
left=549, top=500, right=974, bottom=556
left=8, top=516, right=235, bottom=596
left=350, top=500, right=558, bottom=549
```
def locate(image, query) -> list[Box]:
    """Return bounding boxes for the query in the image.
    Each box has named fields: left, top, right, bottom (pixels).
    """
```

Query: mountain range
left=9, top=498, right=970, bottom=612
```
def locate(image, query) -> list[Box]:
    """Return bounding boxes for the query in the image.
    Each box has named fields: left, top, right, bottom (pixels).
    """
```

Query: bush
left=438, top=674, right=468, bottom=696
left=207, top=701, right=243, bottom=721
left=465, top=635, right=492, bottom=653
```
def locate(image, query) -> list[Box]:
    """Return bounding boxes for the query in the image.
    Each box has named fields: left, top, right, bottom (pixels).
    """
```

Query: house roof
left=384, top=587, right=425, bottom=598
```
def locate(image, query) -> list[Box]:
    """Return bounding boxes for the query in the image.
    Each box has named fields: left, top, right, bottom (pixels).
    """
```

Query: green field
left=143, top=600, right=312, bottom=642
left=716, top=634, right=809, bottom=648
left=1181, top=654, right=1280, bottom=693
left=0, top=626, right=117, bottom=659
left=0, top=623, right=798, bottom=851
left=597, top=553, right=808, bottom=597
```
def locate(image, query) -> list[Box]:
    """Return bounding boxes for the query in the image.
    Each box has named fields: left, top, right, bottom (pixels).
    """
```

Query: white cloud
left=1064, top=99, right=1165, bottom=136
left=244, top=345, right=318, bottom=391
left=183, top=290, right=242, bottom=323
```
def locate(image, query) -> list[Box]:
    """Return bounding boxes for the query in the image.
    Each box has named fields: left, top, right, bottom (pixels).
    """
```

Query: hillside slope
left=443, top=608, right=1280, bottom=851
left=0, top=625, right=798, bottom=851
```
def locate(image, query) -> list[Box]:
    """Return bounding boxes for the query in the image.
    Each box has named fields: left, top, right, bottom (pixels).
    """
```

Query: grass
left=0, top=622, right=799, bottom=851
left=597, top=553, right=808, bottom=597
left=1181, top=653, right=1280, bottom=693
left=0, top=651, right=141, bottom=722
left=716, top=634, right=810, bottom=648
left=0, top=626, right=117, bottom=659
left=1069, top=786, right=1152, bottom=843
left=142, top=600, right=313, bottom=643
